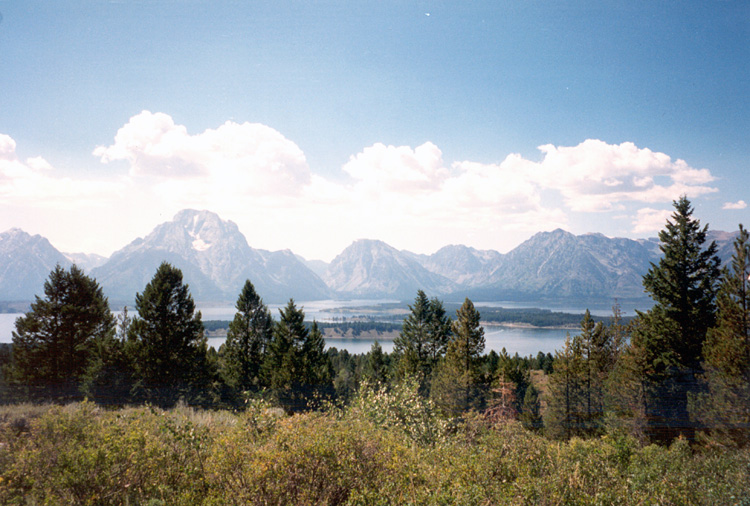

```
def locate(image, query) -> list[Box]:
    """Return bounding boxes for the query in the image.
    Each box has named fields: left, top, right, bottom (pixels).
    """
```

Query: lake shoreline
left=205, top=321, right=579, bottom=343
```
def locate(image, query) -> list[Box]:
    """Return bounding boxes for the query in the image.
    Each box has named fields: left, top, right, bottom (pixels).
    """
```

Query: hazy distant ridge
left=0, top=211, right=740, bottom=304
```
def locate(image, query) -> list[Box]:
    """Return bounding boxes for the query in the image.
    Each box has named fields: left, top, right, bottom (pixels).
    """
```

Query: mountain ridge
left=0, top=215, right=741, bottom=305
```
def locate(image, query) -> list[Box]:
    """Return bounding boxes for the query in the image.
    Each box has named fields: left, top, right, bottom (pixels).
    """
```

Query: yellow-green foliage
left=1, top=400, right=749, bottom=506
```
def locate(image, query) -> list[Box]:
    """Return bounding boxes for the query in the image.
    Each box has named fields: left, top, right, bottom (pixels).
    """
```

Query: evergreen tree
left=544, top=333, right=586, bottom=440
left=520, top=384, right=543, bottom=431
left=448, top=298, right=486, bottom=379
left=81, top=307, right=135, bottom=405
left=578, top=310, right=612, bottom=435
left=393, top=290, right=452, bottom=386
left=695, top=224, right=750, bottom=445
left=486, top=348, right=533, bottom=422
left=263, top=299, right=307, bottom=391
left=362, top=341, right=388, bottom=384
left=425, top=297, right=452, bottom=364
left=128, top=263, right=212, bottom=406
left=221, top=280, right=273, bottom=392
left=302, top=321, right=333, bottom=389
left=11, top=265, right=114, bottom=400
left=631, top=196, right=721, bottom=442
left=432, top=298, right=486, bottom=415
left=262, top=300, right=332, bottom=410
left=642, top=196, right=721, bottom=369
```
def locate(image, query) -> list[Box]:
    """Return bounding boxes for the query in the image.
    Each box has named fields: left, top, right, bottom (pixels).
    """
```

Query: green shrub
left=0, top=401, right=749, bottom=505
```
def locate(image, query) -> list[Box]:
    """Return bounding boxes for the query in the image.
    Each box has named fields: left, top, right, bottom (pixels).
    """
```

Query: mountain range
left=0, top=210, right=740, bottom=305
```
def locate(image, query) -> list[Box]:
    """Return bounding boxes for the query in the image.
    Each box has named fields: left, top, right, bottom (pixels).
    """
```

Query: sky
left=0, top=1, right=747, bottom=262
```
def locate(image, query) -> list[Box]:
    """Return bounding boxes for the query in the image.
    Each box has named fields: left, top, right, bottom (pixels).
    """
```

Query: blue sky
left=0, top=1, right=747, bottom=261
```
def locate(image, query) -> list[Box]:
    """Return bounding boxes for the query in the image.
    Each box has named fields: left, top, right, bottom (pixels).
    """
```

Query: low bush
left=0, top=401, right=748, bottom=505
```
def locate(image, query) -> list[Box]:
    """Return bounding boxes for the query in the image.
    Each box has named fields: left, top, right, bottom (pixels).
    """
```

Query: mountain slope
left=323, top=239, right=455, bottom=299
left=411, top=244, right=502, bottom=286
left=0, top=228, right=72, bottom=300
left=460, top=229, right=663, bottom=302
left=92, top=210, right=331, bottom=303
left=64, top=252, right=108, bottom=272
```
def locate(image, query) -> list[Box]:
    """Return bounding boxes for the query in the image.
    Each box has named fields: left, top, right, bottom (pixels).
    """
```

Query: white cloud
left=25, top=156, right=53, bottom=172
left=632, top=208, right=673, bottom=234
left=0, top=134, right=16, bottom=160
left=342, top=142, right=447, bottom=192
left=94, top=110, right=311, bottom=195
left=0, top=116, right=727, bottom=260
left=723, top=200, right=747, bottom=210
left=531, top=139, right=717, bottom=212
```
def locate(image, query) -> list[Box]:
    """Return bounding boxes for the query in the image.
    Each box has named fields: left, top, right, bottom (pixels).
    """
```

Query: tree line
left=1, top=196, right=748, bottom=446
left=544, top=197, right=749, bottom=446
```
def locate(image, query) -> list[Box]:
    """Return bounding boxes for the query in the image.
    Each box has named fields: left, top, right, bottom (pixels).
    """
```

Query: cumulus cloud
left=342, top=142, right=447, bottom=193
left=531, top=139, right=716, bottom=211
left=89, top=119, right=724, bottom=256
left=722, top=200, right=747, bottom=210
left=0, top=114, right=727, bottom=260
left=94, top=110, right=311, bottom=195
left=632, top=208, right=673, bottom=234
left=0, top=134, right=16, bottom=160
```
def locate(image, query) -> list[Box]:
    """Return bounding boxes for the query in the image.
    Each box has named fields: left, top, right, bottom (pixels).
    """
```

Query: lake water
left=207, top=325, right=569, bottom=356
left=0, top=299, right=631, bottom=357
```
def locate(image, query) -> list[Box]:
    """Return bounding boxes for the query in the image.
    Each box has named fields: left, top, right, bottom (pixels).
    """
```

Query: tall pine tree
left=431, top=298, right=485, bottom=415
left=695, top=224, right=750, bottom=445
left=263, top=300, right=332, bottom=410
left=11, top=265, right=114, bottom=400
left=393, top=290, right=452, bottom=388
left=545, top=331, right=586, bottom=439
left=631, top=196, right=721, bottom=442
left=221, top=280, right=273, bottom=393
left=128, top=263, right=212, bottom=406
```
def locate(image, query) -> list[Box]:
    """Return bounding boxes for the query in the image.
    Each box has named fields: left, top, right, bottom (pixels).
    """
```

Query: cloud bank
left=0, top=112, right=721, bottom=259
left=723, top=200, right=747, bottom=210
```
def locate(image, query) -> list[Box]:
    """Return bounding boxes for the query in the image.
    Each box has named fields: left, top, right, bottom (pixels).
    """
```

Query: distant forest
left=202, top=306, right=632, bottom=336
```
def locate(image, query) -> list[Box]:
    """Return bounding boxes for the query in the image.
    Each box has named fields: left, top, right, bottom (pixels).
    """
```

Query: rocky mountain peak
left=324, top=239, right=455, bottom=299
left=92, top=209, right=330, bottom=303
left=0, top=228, right=72, bottom=300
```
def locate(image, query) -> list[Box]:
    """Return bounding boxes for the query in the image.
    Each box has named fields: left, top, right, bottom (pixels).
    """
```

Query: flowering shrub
left=347, top=377, right=449, bottom=446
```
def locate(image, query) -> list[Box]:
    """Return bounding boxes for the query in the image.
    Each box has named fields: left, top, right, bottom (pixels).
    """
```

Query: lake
left=207, top=325, right=569, bottom=356
left=0, top=299, right=637, bottom=357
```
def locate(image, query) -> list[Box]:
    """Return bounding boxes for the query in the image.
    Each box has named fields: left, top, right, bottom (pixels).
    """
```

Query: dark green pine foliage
left=263, top=299, right=332, bottom=410
left=393, top=290, right=452, bottom=385
left=448, top=298, right=486, bottom=377
left=221, top=280, right=273, bottom=393
left=696, top=224, right=750, bottom=445
left=494, top=348, right=533, bottom=420
left=425, top=297, right=452, bottom=365
left=11, top=265, right=115, bottom=400
left=579, top=310, right=612, bottom=435
left=642, top=196, right=721, bottom=368
left=544, top=333, right=586, bottom=440
left=633, top=196, right=721, bottom=442
left=81, top=307, right=136, bottom=405
left=264, top=299, right=307, bottom=392
left=128, top=262, right=212, bottom=407
left=303, top=321, right=333, bottom=387
left=545, top=310, right=615, bottom=439
left=520, top=384, right=543, bottom=431
left=432, top=298, right=486, bottom=415
left=362, top=341, right=389, bottom=384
